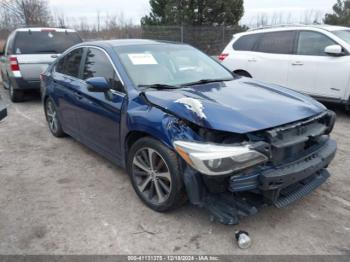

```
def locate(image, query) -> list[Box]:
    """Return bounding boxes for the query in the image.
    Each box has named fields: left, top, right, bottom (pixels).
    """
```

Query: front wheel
left=45, top=98, right=65, bottom=137
left=127, top=137, right=187, bottom=212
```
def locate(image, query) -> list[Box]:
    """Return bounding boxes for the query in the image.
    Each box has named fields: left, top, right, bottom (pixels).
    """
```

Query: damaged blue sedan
left=41, top=40, right=337, bottom=224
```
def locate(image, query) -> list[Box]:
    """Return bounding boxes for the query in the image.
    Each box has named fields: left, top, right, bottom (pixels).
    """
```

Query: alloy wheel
left=132, top=147, right=172, bottom=205
left=46, top=100, right=58, bottom=133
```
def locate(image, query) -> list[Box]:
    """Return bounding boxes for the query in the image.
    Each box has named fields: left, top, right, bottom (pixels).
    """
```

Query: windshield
left=333, top=30, right=350, bottom=44
left=14, top=31, right=82, bottom=54
left=114, top=44, right=234, bottom=87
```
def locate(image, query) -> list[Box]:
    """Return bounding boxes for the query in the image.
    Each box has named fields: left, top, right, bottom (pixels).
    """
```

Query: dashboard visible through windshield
left=114, top=44, right=234, bottom=88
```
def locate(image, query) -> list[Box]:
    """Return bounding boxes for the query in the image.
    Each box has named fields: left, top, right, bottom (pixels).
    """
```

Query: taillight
left=9, top=56, right=20, bottom=71
left=218, top=53, right=229, bottom=61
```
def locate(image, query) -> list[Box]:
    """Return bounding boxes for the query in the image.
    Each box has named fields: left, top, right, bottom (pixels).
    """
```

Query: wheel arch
left=124, top=130, right=173, bottom=167
left=233, top=69, right=252, bottom=78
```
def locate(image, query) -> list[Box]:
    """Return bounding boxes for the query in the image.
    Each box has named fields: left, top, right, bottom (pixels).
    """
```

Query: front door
left=77, top=47, right=125, bottom=160
left=288, top=30, right=349, bottom=99
left=248, top=30, right=296, bottom=86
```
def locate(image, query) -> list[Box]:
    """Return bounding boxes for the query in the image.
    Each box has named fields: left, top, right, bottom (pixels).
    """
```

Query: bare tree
left=52, top=9, right=66, bottom=28
left=249, top=9, right=326, bottom=28
left=96, top=11, right=100, bottom=33
left=0, top=0, right=52, bottom=27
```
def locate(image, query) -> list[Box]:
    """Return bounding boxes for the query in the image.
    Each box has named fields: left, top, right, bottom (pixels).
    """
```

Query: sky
left=49, top=0, right=337, bottom=26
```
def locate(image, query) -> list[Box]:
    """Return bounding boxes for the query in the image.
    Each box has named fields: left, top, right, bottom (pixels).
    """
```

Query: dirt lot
left=0, top=85, right=349, bottom=255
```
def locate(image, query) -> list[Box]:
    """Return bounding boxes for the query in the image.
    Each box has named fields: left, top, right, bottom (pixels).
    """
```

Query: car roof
left=311, top=24, right=350, bottom=31
left=15, top=27, right=77, bottom=33
left=235, top=24, right=350, bottom=37
left=82, top=39, right=184, bottom=48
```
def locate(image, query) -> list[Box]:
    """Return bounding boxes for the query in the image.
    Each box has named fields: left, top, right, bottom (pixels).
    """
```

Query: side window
left=5, top=33, right=15, bottom=55
left=297, top=31, right=337, bottom=56
left=233, top=34, right=259, bottom=51
left=255, top=31, right=295, bottom=54
left=56, top=48, right=83, bottom=78
left=83, top=48, right=124, bottom=93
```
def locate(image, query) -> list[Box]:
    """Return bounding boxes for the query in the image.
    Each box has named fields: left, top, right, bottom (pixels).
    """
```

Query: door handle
left=292, top=61, right=304, bottom=66
left=248, top=58, right=257, bottom=62
left=74, top=91, right=83, bottom=100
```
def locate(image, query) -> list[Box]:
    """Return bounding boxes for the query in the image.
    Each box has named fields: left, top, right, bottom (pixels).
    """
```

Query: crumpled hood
left=144, top=78, right=326, bottom=134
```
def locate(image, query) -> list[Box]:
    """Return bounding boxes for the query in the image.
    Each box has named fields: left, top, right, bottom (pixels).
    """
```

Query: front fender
left=126, top=105, right=200, bottom=147
left=121, top=104, right=201, bottom=167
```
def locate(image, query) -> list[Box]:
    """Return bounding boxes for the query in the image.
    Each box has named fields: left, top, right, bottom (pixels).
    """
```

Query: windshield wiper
left=181, top=78, right=232, bottom=87
left=138, top=84, right=180, bottom=90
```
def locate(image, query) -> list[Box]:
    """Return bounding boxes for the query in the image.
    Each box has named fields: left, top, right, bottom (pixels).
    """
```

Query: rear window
left=233, top=34, right=259, bottom=51
left=255, top=31, right=296, bottom=54
left=13, top=31, right=82, bottom=55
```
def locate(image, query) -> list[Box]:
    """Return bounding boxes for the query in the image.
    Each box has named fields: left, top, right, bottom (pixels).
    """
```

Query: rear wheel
left=9, top=81, right=24, bottom=102
left=127, top=137, right=186, bottom=212
left=45, top=98, right=65, bottom=137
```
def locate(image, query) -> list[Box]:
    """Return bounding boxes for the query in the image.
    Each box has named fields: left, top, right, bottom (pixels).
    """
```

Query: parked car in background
left=41, top=40, right=337, bottom=225
left=0, top=27, right=82, bottom=102
left=219, top=25, right=350, bottom=109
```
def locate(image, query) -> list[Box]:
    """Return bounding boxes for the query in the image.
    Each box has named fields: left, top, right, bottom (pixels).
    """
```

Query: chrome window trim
left=62, top=45, right=125, bottom=86
left=54, top=45, right=126, bottom=97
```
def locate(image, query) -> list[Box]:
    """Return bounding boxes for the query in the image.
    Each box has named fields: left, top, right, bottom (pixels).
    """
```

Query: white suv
left=220, top=25, right=350, bottom=109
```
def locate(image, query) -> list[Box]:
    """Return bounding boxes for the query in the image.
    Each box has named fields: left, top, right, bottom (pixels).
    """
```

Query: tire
left=44, top=97, right=65, bottom=137
left=127, top=137, right=187, bottom=212
left=9, top=81, right=24, bottom=102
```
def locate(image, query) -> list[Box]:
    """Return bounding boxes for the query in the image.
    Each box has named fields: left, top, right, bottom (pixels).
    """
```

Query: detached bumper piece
left=183, top=167, right=262, bottom=225
left=274, top=169, right=329, bottom=208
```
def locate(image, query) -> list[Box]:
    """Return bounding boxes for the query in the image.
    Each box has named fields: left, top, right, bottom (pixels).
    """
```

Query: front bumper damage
left=230, top=138, right=336, bottom=207
left=182, top=112, right=337, bottom=225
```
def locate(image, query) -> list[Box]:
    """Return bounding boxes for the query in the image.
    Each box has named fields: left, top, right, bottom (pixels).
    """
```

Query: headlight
left=173, top=140, right=268, bottom=176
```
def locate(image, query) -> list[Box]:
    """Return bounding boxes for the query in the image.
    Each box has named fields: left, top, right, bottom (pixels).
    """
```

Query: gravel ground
left=0, top=86, right=349, bottom=255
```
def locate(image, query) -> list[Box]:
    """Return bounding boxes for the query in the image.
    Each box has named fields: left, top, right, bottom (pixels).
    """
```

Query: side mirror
left=86, top=77, right=110, bottom=92
left=325, top=45, right=344, bottom=56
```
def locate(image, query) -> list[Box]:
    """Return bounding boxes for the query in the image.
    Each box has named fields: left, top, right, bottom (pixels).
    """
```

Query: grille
left=253, top=111, right=334, bottom=165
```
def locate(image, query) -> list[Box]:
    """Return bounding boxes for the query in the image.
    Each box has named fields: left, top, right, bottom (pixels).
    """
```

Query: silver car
left=0, top=27, right=82, bottom=102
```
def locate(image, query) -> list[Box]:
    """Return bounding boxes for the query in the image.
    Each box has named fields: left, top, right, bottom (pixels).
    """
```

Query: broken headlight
left=173, top=140, right=268, bottom=176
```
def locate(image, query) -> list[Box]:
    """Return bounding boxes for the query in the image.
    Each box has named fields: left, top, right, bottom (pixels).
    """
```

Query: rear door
left=13, top=30, right=82, bottom=81
left=76, top=47, right=125, bottom=160
left=222, top=33, right=260, bottom=73
left=247, top=31, right=296, bottom=86
left=52, top=47, right=84, bottom=136
left=288, top=30, right=349, bottom=99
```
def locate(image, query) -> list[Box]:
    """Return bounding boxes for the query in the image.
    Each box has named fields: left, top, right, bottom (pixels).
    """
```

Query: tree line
left=1, top=0, right=350, bottom=35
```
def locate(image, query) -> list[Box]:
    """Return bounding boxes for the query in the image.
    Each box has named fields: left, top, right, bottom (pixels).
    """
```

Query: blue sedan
left=41, top=40, right=337, bottom=224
